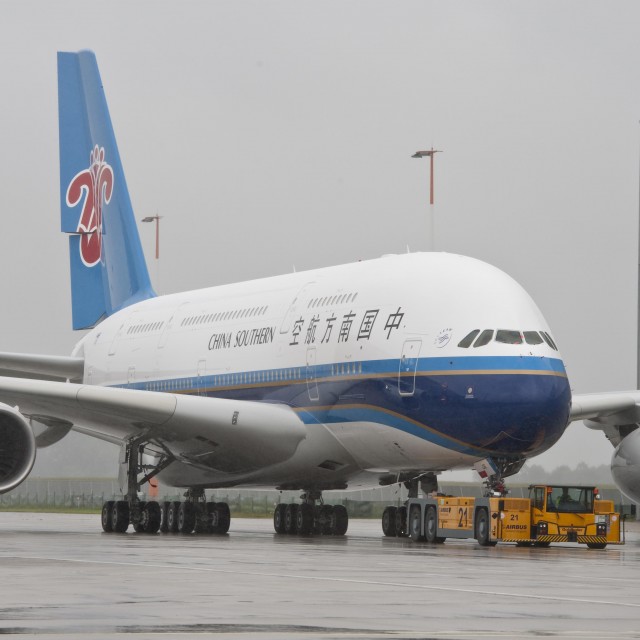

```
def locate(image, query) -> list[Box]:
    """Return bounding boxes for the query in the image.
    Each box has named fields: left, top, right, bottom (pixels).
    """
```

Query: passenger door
left=398, top=339, right=422, bottom=396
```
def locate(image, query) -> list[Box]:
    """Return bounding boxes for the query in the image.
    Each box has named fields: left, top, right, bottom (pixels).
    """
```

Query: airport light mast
left=412, top=148, right=442, bottom=251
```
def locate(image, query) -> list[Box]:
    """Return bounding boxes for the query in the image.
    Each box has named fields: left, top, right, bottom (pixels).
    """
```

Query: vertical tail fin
left=58, top=51, right=155, bottom=330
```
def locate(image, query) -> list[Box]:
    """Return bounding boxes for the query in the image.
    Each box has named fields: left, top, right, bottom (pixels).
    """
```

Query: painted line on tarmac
left=3, top=552, right=640, bottom=610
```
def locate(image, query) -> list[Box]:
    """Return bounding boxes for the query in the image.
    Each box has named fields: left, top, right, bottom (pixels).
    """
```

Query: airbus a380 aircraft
left=0, top=51, right=637, bottom=537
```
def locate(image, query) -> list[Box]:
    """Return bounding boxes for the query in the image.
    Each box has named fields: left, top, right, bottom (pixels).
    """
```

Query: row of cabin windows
left=331, top=361, right=363, bottom=376
left=145, top=361, right=365, bottom=392
left=458, top=329, right=558, bottom=351
left=180, top=306, right=269, bottom=328
left=147, top=368, right=303, bottom=391
left=127, top=321, right=165, bottom=335
left=308, top=292, right=358, bottom=309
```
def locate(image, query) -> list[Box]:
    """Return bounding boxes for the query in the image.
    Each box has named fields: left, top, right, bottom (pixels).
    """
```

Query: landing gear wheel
left=317, top=504, right=334, bottom=535
left=133, top=501, right=147, bottom=532
left=160, top=501, right=170, bottom=533
left=178, top=502, right=196, bottom=533
left=425, top=506, right=445, bottom=543
left=395, top=506, right=407, bottom=537
left=195, top=504, right=213, bottom=534
left=273, top=503, right=287, bottom=534
left=409, top=505, right=424, bottom=542
left=332, top=505, right=348, bottom=536
left=101, top=501, right=115, bottom=532
left=140, top=501, right=161, bottom=533
left=112, top=500, right=130, bottom=533
left=284, top=503, right=299, bottom=534
left=167, top=501, right=180, bottom=532
left=475, top=508, right=496, bottom=546
left=211, top=502, right=230, bottom=534
left=296, top=503, right=314, bottom=535
left=382, top=506, right=397, bottom=537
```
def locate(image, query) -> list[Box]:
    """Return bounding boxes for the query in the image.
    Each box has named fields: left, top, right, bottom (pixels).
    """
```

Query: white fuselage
left=72, top=252, right=571, bottom=490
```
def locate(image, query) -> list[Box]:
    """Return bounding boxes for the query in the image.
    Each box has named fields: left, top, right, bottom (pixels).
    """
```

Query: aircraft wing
left=0, top=351, right=84, bottom=381
left=0, top=376, right=307, bottom=473
left=570, top=391, right=640, bottom=446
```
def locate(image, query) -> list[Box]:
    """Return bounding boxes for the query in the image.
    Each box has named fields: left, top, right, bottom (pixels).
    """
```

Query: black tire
left=409, top=505, right=424, bottom=542
left=296, top=503, right=314, bottom=535
left=212, top=502, right=230, bottom=534
left=587, top=542, right=607, bottom=550
left=332, top=505, right=348, bottom=536
left=317, top=504, right=334, bottom=535
left=395, top=506, right=407, bottom=537
left=284, top=503, right=298, bottom=534
left=178, top=502, right=196, bottom=534
left=194, top=503, right=213, bottom=534
left=101, top=500, right=115, bottom=532
left=197, top=501, right=216, bottom=534
left=381, top=506, right=397, bottom=537
left=133, top=501, right=147, bottom=532
left=142, top=501, right=162, bottom=533
left=112, top=500, right=130, bottom=533
left=167, top=501, right=180, bottom=532
left=160, top=501, right=170, bottom=533
left=273, top=503, right=287, bottom=534
left=516, top=541, right=532, bottom=547
left=475, top=509, right=496, bottom=546
left=534, top=541, right=551, bottom=548
left=425, top=506, right=439, bottom=543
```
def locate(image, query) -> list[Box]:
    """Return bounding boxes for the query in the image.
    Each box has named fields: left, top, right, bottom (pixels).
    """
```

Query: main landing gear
left=273, top=491, right=349, bottom=536
left=100, top=436, right=231, bottom=535
left=381, top=472, right=438, bottom=539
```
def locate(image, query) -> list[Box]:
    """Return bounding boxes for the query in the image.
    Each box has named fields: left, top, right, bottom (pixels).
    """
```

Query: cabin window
left=495, top=330, right=523, bottom=345
left=541, top=331, right=558, bottom=350
left=458, top=330, right=480, bottom=348
left=473, top=329, right=494, bottom=348
left=523, top=331, right=544, bottom=345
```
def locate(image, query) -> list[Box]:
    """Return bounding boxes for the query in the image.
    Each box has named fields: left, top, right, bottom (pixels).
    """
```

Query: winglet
left=58, top=51, right=155, bottom=330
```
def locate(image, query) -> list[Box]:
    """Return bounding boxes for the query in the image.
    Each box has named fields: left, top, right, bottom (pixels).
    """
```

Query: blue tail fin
left=58, top=51, right=155, bottom=330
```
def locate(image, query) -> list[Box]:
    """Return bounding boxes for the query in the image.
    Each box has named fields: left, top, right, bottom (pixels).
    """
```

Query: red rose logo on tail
left=66, top=146, right=114, bottom=267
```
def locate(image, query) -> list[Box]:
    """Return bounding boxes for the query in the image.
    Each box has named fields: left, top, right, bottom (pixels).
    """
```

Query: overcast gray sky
left=1, top=1, right=639, bottom=477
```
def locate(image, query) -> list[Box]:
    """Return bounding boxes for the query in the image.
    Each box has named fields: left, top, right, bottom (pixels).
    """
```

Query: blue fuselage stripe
left=120, top=356, right=570, bottom=458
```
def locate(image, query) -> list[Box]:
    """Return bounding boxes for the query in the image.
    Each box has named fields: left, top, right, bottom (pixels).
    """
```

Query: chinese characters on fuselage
left=207, top=307, right=405, bottom=351
left=290, top=307, right=404, bottom=346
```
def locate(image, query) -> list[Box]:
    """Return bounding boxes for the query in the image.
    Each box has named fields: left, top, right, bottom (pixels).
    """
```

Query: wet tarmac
left=0, top=512, right=639, bottom=639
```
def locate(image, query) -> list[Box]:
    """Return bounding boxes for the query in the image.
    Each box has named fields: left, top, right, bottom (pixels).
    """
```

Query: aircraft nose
left=425, top=371, right=572, bottom=457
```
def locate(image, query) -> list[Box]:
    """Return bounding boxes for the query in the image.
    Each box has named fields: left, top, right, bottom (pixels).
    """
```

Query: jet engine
left=0, top=403, right=36, bottom=494
left=611, top=427, right=640, bottom=504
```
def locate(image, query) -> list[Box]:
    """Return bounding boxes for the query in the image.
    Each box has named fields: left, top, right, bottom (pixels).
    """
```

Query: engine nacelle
left=0, top=404, right=36, bottom=494
left=611, top=427, right=640, bottom=504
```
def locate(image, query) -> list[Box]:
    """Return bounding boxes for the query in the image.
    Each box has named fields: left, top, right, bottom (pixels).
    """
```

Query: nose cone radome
left=611, top=429, right=640, bottom=503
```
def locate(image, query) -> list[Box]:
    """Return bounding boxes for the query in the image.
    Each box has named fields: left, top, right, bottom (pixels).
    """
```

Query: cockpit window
left=458, top=330, right=480, bottom=348
left=541, top=331, right=558, bottom=351
left=473, top=329, right=494, bottom=348
left=523, top=331, right=544, bottom=345
left=495, top=329, right=522, bottom=345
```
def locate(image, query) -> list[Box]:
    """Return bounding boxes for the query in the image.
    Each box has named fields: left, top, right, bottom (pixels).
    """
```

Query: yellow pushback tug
left=400, top=485, right=624, bottom=548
